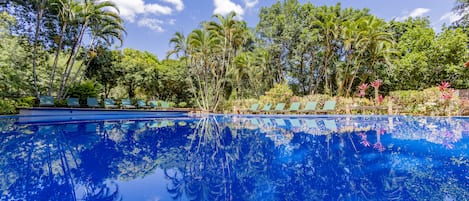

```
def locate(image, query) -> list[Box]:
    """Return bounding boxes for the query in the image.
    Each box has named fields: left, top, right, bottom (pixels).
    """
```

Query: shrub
left=16, top=96, right=35, bottom=108
left=0, top=99, right=17, bottom=115
left=390, top=87, right=461, bottom=116
left=67, top=80, right=101, bottom=104
left=178, top=102, right=187, bottom=108
left=259, top=83, right=293, bottom=105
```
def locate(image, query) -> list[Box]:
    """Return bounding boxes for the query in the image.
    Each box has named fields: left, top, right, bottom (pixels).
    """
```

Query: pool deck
left=19, top=107, right=191, bottom=116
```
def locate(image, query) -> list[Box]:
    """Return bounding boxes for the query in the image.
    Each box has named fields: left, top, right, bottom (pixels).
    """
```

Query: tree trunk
left=58, top=22, right=88, bottom=99
left=32, top=2, right=44, bottom=98
left=48, top=21, right=67, bottom=96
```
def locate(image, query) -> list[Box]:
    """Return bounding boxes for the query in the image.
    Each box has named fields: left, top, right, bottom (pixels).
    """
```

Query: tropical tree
left=48, top=0, right=77, bottom=96
left=56, top=0, right=123, bottom=99
left=114, top=48, right=158, bottom=98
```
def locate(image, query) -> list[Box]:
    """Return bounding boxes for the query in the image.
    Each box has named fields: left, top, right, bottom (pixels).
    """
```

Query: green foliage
left=386, top=19, right=469, bottom=91
left=152, top=60, right=191, bottom=103
left=67, top=80, right=101, bottom=104
left=16, top=97, right=36, bottom=108
left=390, top=87, right=461, bottom=116
left=178, top=102, right=187, bottom=108
left=0, top=99, right=17, bottom=115
left=0, top=12, right=33, bottom=97
left=85, top=47, right=121, bottom=98
left=114, top=48, right=159, bottom=98
left=259, top=83, right=293, bottom=105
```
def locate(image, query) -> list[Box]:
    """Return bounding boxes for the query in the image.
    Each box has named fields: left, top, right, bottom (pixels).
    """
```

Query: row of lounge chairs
left=39, top=96, right=171, bottom=109
left=241, top=100, right=337, bottom=114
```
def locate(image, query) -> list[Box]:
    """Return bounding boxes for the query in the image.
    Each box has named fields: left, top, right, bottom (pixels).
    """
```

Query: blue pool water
left=0, top=115, right=468, bottom=200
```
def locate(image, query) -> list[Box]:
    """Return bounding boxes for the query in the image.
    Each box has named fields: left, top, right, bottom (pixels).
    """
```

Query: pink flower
left=358, top=132, right=367, bottom=139
left=371, top=79, right=382, bottom=89
left=358, top=83, right=369, bottom=91
left=379, top=128, right=386, bottom=135
left=373, top=142, right=385, bottom=152
left=438, top=82, right=451, bottom=92
left=441, top=88, right=454, bottom=100
left=378, top=95, right=384, bottom=105
left=359, top=90, right=366, bottom=97
left=358, top=84, right=368, bottom=97
left=360, top=140, right=370, bottom=147
left=443, top=141, right=454, bottom=150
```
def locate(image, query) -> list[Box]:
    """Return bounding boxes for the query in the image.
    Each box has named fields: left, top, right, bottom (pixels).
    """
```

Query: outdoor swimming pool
left=0, top=115, right=467, bottom=200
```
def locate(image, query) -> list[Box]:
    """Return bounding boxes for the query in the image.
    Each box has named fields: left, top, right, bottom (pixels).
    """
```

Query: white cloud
left=408, top=8, right=431, bottom=18
left=244, top=0, right=258, bottom=8
left=168, top=19, right=176, bottom=25
left=138, top=18, right=164, bottom=32
left=162, top=0, right=184, bottom=11
left=144, top=4, right=172, bottom=15
left=440, top=11, right=463, bottom=23
left=396, top=8, right=431, bottom=21
left=108, top=0, right=184, bottom=32
left=213, top=0, right=245, bottom=19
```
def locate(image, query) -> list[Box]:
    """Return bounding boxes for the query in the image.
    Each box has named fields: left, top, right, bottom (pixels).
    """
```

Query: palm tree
left=57, top=0, right=123, bottom=99
left=48, top=0, right=77, bottom=96
left=453, top=0, right=469, bottom=27
left=32, top=0, right=48, bottom=98
left=356, top=16, right=394, bottom=79
left=311, top=5, right=342, bottom=95
left=73, top=14, right=126, bottom=84
left=188, top=29, right=221, bottom=111
left=167, top=32, right=189, bottom=59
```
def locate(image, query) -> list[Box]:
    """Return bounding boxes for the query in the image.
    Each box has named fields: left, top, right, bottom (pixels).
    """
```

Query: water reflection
left=0, top=115, right=467, bottom=200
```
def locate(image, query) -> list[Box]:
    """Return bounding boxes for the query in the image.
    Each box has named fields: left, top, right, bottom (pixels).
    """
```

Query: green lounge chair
left=137, top=100, right=150, bottom=109
left=274, top=118, right=287, bottom=126
left=104, top=99, right=118, bottom=109
left=149, top=100, right=158, bottom=109
left=258, top=103, right=272, bottom=114
left=87, top=97, right=100, bottom=108
left=39, top=96, right=54, bottom=107
left=323, top=119, right=338, bottom=131
left=160, top=101, right=170, bottom=109
left=315, top=100, right=337, bottom=114
left=121, top=99, right=136, bottom=109
left=289, top=119, right=302, bottom=128
left=282, top=102, right=301, bottom=114
left=304, top=119, right=320, bottom=135
left=242, top=103, right=260, bottom=114
left=271, top=103, right=286, bottom=114
left=298, top=101, right=317, bottom=114
left=66, top=98, right=80, bottom=107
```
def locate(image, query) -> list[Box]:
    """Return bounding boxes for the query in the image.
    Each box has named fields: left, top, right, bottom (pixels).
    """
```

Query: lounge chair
left=104, top=98, right=118, bottom=109
left=298, top=101, right=318, bottom=114
left=315, top=100, right=337, bottom=114
left=258, top=103, right=272, bottom=114
left=149, top=100, right=158, bottom=109
left=249, top=118, right=261, bottom=128
left=271, top=103, right=286, bottom=114
left=289, top=118, right=302, bottom=128
left=241, top=103, right=260, bottom=114
left=323, top=119, right=338, bottom=132
left=121, top=99, right=136, bottom=109
left=137, top=100, right=150, bottom=109
left=304, top=119, right=320, bottom=134
left=87, top=97, right=100, bottom=108
left=274, top=118, right=287, bottom=127
left=66, top=98, right=80, bottom=107
left=160, top=101, right=171, bottom=109
left=282, top=102, right=301, bottom=114
left=39, top=96, right=54, bottom=107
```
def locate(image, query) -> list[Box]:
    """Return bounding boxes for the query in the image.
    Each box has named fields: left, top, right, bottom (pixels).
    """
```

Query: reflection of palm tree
left=82, top=182, right=121, bottom=201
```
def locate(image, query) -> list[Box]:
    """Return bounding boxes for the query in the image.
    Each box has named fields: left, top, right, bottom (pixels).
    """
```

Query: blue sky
left=108, top=0, right=460, bottom=59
